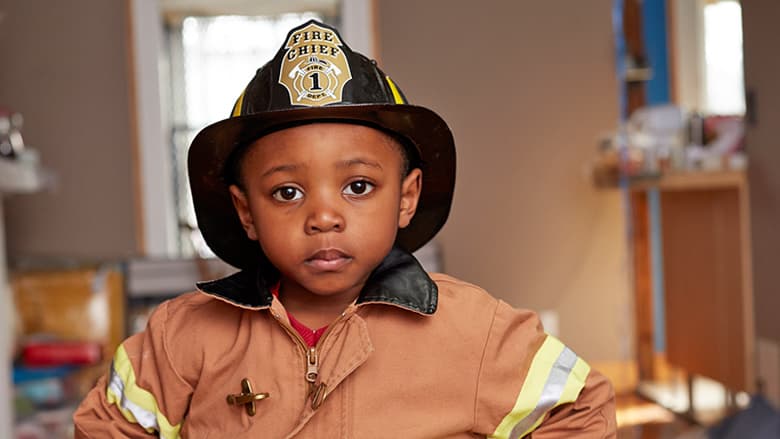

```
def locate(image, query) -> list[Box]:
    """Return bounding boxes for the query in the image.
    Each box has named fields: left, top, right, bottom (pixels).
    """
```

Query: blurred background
left=0, top=0, right=777, bottom=438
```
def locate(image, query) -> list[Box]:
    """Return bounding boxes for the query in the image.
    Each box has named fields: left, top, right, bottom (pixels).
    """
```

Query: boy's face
left=229, top=123, right=422, bottom=298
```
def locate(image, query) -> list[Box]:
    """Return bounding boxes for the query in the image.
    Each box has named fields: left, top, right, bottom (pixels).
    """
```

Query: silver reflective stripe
left=108, top=365, right=160, bottom=433
left=508, top=347, right=578, bottom=439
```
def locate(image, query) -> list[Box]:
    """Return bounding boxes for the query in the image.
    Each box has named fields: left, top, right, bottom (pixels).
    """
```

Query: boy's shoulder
left=157, top=290, right=231, bottom=316
left=428, top=272, right=499, bottom=306
left=429, top=272, right=490, bottom=294
left=143, top=290, right=249, bottom=339
left=428, top=272, right=542, bottom=327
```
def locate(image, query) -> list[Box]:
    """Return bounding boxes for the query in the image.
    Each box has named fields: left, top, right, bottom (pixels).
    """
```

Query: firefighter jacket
left=73, top=248, right=616, bottom=438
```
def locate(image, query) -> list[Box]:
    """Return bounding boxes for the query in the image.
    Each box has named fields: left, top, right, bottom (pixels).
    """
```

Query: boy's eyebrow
left=261, top=164, right=301, bottom=178
left=337, top=158, right=383, bottom=170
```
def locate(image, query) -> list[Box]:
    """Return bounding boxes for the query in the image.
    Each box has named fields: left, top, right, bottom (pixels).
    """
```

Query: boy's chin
left=301, top=280, right=363, bottom=297
left=289, top=275, right=367, bottom=298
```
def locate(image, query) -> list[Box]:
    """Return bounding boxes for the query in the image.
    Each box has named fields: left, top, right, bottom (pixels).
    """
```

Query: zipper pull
left=305, top=347, right=328, bottom=409
left=306, top=347, right=319, bottom=386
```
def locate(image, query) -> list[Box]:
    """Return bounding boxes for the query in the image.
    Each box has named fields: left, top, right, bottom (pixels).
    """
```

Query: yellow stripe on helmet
left=106, top=344, right=182, bottom=439
left=231, top=89, right=247, bottom=117
left=385, top=76, right=406, bottom=104
left=490, top=335, right=591, bottom=439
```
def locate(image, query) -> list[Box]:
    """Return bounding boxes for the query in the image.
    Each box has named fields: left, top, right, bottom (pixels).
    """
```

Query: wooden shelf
left=629, top=170, right=747, bottom=191
left=126, top=257, right=235, bottom=299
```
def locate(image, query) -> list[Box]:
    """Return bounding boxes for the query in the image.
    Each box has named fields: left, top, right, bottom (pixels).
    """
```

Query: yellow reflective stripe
left=490, top=335, right=590, bottom=439
left=516, top=357, right=591, bottom=437
left=231, top=89, right=246, bottom=117
left=491, top=336, right=563, bottom=438
left=105, top=344, right=182, bottom=439
left=385, top=76, right=405, bottom=104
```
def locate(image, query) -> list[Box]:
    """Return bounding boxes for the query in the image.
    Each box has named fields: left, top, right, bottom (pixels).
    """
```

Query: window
left=703, top=0, right=745, bottom=115
left=168, top=13, right=323, bottom=257
left=670, top=0, right=745, bottom=115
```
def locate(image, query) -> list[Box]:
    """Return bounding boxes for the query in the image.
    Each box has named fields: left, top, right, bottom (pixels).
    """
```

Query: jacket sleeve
left=73, top=300, right=194, bottom=439
left=473, top=300, right=616, bottom=438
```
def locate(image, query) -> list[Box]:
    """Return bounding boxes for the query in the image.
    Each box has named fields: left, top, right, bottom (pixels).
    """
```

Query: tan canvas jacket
left=74, top=249, right=616, bottom=438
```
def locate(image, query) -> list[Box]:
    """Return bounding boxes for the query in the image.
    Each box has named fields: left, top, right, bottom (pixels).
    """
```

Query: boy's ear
left=229, top=185, right=258, bottom=241
left=398, top=169, right=422, bottom=229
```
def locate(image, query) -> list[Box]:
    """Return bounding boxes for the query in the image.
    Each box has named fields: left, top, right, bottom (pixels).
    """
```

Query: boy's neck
left=278, top=279, right=364, bottom=329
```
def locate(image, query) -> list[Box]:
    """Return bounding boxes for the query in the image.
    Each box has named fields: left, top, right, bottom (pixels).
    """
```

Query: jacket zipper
left=306, top=346, right=319, bottom=388
left=271, top=310, right=348, bottom=410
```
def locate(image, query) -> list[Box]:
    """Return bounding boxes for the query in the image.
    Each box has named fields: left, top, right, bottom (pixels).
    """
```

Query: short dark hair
left=223, top=122, right=419, bottom=189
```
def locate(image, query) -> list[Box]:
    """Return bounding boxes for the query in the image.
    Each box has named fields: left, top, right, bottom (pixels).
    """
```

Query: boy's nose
left=304, top=203, right=345, bottom=234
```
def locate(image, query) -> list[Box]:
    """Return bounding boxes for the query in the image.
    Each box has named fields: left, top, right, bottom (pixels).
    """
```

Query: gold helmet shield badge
left=278, top=22, right=352, bottom=107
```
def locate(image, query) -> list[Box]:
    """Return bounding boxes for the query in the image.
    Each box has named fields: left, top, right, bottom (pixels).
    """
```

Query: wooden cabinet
left=633, top=171, right=754, bottom=393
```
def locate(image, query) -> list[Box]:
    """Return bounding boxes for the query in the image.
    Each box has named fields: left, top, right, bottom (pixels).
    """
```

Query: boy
left=74, top=20, right=615, bottom=438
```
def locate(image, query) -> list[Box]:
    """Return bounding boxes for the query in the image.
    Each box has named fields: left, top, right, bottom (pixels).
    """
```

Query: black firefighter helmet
left=187, top=19, right=456, bottom=270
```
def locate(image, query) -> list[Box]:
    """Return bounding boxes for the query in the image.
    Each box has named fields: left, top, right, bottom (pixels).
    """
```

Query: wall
left=377, top=1, right=629, bottom=363
left=0, top=0, right=138, bottom=263
left=742, top=0, right=780, bottom=406
left=742, top=0, right=780, bottom=347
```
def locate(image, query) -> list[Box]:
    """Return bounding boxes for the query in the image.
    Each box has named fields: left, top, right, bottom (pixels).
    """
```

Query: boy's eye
left=343, top=180, right=375, bottom=196
left=272, top=186, right=303, bottom=201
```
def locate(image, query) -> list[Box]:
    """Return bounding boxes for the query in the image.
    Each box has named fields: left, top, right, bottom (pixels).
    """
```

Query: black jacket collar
left=196, top=246, right=438, bottom=315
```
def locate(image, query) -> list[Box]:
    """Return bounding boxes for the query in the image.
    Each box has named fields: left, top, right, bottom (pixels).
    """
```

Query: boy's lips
left=305, top=248, right=352, bottom=271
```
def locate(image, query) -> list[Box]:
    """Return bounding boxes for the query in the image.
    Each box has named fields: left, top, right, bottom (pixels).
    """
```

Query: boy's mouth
left=305, top=248, right=352, bottom=271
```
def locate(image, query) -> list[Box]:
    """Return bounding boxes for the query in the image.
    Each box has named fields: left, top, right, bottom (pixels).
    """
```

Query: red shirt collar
left=271, top=282, right=328, bottom=347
